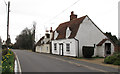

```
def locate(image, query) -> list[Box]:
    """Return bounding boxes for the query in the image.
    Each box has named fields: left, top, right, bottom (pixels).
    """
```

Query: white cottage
left=51, top=11, right=115, bottom=57
left=36, top=28, right=53, bottom=53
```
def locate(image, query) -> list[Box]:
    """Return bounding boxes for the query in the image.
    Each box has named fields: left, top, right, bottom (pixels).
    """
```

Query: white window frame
left=66, top=44, right=70, bottom=52
left=54, top=43, right=57, bottom=50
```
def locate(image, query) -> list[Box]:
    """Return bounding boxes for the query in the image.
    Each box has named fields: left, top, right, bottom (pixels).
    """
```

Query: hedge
left=104, top=52, right=120, bottom=65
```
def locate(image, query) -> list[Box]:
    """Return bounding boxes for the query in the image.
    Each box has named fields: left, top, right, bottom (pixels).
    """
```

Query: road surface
left=13, top=49, right=119, bottom=73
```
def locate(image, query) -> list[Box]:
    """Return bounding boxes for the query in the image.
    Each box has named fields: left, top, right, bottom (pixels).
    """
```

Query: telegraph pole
left=32, top=22, right=36, bottom=52
left=7, top=1, right=10, bottom=41
left=6, top=1, right=11, bottom=48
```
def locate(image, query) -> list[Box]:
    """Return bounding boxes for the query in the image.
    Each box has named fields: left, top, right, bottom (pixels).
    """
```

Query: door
left=105, top=43, right=111, bottom=55
left=59, top=43, right=63, bottom=56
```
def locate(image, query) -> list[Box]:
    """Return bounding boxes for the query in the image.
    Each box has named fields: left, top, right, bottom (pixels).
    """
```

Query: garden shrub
left=82, top=46, right=94, bottom=58
left=104, top=52, right=120, bottom=65
left=2, top=49, right=8, bottom=56
left=2, top=49, right=15, bottom=73
left=113, top=59, right=120, bottom=65
left=104, top=56, right=116, bottom=64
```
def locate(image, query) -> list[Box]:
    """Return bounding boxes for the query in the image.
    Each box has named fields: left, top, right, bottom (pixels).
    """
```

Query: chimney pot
left=50, top=27, right=53, bottom=32
left=70, top=11, right=77, bottom=21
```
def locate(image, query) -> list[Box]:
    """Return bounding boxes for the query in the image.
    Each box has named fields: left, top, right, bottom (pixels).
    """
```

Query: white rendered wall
left=52, top=39, right=77, bottom=57
left=36, top=44, right=50, bottom=53
left=75, top=16, right=107, bottom=57
left=97, top=40, right=114, bottom=57
left=36, top=46, right=40, bottom=52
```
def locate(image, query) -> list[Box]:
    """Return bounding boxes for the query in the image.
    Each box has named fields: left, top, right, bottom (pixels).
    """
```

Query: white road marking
left=14, top=51, right=22, bottom=73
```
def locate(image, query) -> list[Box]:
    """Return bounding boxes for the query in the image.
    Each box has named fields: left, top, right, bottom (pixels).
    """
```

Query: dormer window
left=54, top=31, right=59, bottom=39
left=66, top=27, right=71, bottom=38
left=46, top=34, right=50, bottom=38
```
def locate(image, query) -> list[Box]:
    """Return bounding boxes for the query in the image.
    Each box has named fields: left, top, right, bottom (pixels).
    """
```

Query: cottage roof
left=35, top=36, right=44, bottom=46
left=52, top=15, right=87, bottom=40
left=97, top=39, right=108, bottom=46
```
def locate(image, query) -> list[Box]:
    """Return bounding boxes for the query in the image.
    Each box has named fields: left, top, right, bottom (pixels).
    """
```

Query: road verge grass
left=2, top=49, right=15, bottom=73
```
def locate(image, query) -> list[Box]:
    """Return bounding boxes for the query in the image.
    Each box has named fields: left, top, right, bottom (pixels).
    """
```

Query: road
left=13, top=49, right=119, bottom=73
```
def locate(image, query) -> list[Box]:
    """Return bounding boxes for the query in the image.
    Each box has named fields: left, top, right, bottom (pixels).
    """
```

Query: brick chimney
left=50, top=27, right=53, bottom=33
left=70, top=11, right=77, bottom=21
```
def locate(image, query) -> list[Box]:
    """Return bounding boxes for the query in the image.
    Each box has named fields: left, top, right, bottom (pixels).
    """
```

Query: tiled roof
left=35, top=36, right=44, bottom=46
left=52, top=15, right=87, bottom=40
left=97, top=39, right=108, bottom=46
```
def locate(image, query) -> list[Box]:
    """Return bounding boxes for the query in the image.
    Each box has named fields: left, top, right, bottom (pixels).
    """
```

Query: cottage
left=36, top=28, right=53, bottom=53
left=51, top=11, right=115, bottom=57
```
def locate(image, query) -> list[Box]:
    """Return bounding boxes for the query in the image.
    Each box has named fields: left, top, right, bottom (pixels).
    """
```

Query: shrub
left=2, top=49, right=8, bottom=56
left=113, top=60, right=120, bottom=65
left=104, top=56, right=115, bottom=64
left=104, top=52, right=120, bottom=65
left=2, top=49, right=15, bottom=73
left=82, top=46, right=94, bottom=58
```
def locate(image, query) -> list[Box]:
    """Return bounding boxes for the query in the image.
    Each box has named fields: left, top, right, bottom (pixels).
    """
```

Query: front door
left=59, top=43, right=63, bottom=56
left=105, top=43, right=111, bottom=56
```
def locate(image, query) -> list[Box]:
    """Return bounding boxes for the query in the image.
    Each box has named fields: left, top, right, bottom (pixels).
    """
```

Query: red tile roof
left=35, top=36, right=44, bottom=46
left=52, top=15, right=87, bottom=40
left=97, top=39, right=108, bottom=46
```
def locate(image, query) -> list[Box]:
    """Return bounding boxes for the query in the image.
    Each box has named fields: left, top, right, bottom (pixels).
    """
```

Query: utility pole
left=7, top=1, right=10, bottom=41
left=6, top=1, right=11, bottom=48
left=32, top=22, right=36, bottom=52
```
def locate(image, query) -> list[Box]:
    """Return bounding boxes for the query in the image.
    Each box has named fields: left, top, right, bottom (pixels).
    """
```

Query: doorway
left=59, top=43, right=63, bottom=56
left=105, top=43, right=111, bottom=55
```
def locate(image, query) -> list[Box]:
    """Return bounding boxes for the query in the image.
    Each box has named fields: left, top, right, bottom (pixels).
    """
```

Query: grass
left=2, top=49, right=15, bottom=73
left=0, top=62, right=1, bottom=74
left=0, top=48, right=2, bottom=73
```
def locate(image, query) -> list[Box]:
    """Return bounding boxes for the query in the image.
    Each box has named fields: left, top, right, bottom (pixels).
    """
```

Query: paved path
left=13, top=49, right=119, bottom=73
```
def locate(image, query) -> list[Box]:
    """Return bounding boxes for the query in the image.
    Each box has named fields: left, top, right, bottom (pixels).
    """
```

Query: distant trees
left=105, top=32, right=120, bottom=52
left=13, top=27, right=35, bottom=50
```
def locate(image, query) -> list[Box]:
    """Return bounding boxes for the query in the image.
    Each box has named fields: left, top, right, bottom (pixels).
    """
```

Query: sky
left=0, top=0, right=119, bottom=43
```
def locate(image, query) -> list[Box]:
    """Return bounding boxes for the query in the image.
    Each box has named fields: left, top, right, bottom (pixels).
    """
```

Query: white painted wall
left=52, top=39, right=78, bottom=57
left=36, top=44, right=50, bottom=53
left=96, top=40, right=114, bottom=57
left=75, top=16, right=107, bottom=57
left=36, top=46, right=41, bottom=52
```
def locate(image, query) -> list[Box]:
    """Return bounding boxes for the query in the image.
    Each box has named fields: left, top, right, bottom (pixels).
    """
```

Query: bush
left=82, top=46, right=94, bottom=58
left=104, top=52, right=120, bottom=65
left=2, top=49, right=8, bottom=56
left=113, top=59, right=120, bottom=65
left=104, top=56, right=116, bottom=64
left=2, top=49, right=15, bottom=73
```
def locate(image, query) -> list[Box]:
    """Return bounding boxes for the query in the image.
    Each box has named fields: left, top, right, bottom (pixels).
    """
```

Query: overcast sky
left=0, top=0, right=119, bottom=43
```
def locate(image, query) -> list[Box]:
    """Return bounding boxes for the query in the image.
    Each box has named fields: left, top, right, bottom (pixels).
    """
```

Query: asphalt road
left=13, top=49, right=119, bottom=73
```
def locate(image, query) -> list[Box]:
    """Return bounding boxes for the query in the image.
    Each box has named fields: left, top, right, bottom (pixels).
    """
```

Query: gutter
left=74, top=38, right=79, bottom=57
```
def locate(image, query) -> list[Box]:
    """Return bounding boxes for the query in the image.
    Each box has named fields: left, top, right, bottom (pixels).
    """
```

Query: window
left=66, top=27, right=71, bottom=38
left=46, top=34, right=50, bottom=38
left=47, top=47, right=48, bottom=51
left=66, top=44, right=70, bottom=52
left=54, top=43, right=57, bottom=50
left=54, top=31, right=59, bottom=39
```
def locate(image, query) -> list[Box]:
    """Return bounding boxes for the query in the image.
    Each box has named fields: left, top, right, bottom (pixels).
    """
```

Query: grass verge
left=2, top=49, right=15, bottom=73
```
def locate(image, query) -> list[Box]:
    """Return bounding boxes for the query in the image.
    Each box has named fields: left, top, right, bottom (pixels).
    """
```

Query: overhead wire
left=42, top=0, right=80, bottom=26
